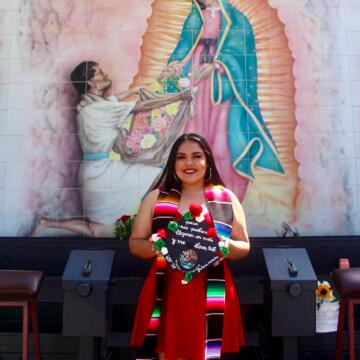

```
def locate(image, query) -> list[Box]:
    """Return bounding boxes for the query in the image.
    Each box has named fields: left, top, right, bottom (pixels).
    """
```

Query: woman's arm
left=128, top=189, right=159, bottom=259
left=226, top=191, right=250, bottom=260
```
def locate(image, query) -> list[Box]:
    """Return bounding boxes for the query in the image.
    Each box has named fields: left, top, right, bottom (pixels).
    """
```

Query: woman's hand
left=149, top=233, right=163, bottom=257
left=213, top=236, right=230, bottom=267
left=150, top=243, right=161, bottom=257
left=192, top=63, right=215, bottom=81
left=158, top=64, right=178, bottom=80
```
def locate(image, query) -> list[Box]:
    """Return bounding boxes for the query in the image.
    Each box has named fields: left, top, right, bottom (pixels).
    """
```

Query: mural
left=0, top=0, right=359, bottom=237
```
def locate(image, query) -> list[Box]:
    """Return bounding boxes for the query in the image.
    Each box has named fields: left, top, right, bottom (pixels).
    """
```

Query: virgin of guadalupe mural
left=131, top=0, right=299, bottom=229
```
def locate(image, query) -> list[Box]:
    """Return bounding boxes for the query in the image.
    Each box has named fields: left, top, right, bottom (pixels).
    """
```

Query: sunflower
left=316, top=282, right=333, bottom=300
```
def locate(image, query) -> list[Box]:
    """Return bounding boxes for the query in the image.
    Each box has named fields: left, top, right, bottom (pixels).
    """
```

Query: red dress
left=131, top=214, right=246, bottom=360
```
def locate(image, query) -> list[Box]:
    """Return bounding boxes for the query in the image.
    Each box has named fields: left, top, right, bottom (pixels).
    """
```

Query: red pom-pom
left=120, top=215, right=130, bottom=222
left=207, top=227, right=217, bottom=238
left=204, top=213, right=214, bottom=226
left=157, top=228, right=167, bottom=239
left=189, top=203, right=202, bottom=217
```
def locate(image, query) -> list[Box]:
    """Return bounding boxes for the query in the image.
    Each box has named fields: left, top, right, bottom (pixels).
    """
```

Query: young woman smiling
left=129, top=133, right=250, bottom=360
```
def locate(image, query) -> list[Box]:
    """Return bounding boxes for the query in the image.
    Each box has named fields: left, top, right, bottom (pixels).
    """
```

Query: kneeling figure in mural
left=31, top=61, right=192, bottom=237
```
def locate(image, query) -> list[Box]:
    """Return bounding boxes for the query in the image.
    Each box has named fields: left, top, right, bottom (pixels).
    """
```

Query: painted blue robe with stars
left=166, top=0, right=285, bottom=180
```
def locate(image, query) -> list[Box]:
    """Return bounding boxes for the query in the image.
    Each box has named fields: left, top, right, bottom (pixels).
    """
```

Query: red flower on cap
left=204, top=213, right=214, bottom=226
left=189, top=203, right=202, bottom=218
left=207, top=227, right=217, bottom=238
left=157, top=228, right=167, bottom=239
left=120, top=215, right=130, bottom=222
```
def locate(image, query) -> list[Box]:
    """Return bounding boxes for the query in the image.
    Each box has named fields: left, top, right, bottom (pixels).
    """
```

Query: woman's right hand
left=149, top=233, right=162, bottom=257
left=158, top=64, right=178, bottom=80
left=150, top=241, right=161, bottom=257
left=192, top=63, right=215, bottom=81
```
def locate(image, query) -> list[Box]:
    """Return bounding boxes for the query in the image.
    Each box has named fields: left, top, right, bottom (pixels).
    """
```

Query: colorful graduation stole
left=137, top=185, right=233, bottom=360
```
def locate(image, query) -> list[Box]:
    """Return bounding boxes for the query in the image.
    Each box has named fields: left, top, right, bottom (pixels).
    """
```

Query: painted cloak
left=167, top=0, right=285, bottom=180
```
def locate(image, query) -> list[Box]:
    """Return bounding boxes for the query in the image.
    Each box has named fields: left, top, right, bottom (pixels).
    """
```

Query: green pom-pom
left=183, top=211, right=193, bottom=221
left=167, top=221, right=179, bottom=232
left=185, top=271, right=192, bottom=283
left=220, top=246, right=229, bottom=257
left=154, top=239, right=165, bottom=251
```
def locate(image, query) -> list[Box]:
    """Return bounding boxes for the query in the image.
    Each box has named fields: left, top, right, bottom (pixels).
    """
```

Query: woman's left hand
left=213, top=236, right=230, bottom=267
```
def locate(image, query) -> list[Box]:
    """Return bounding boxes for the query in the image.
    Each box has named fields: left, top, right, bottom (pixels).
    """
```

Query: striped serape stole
left=205, top=185, right=233, bottom=240
left=137, top=188, right=180, bottom=359
left=206, top=264, right=226, bottom=359
left=205, top=185, right=233, bottom=359
left=136, top=256, right=166, bottom=360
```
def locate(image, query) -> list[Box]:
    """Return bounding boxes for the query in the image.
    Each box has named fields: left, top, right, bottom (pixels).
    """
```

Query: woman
left=129, top=133, right=250, bottom=360
left=159, top=0, right=285, bottom=201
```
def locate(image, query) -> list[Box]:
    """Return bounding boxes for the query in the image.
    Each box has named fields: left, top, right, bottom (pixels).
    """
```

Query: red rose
left=207, top=227, right=217, bottom=238
left=189, top=203, right=202, bottom=218
left=204, top=213, right=214, bottom=226
left=157, top=228, right=167, bottom=239
left=120, top=215, right=130, bottom=222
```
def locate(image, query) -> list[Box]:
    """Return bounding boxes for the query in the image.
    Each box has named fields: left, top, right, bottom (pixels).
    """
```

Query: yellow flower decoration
left=149, top=81, right=163, bottom=93
left=109, top=151, right=121, bottom=161
left=316, top=283, right=332, bottom=300
left=121, top=114, right=133, bottom=132
left=151, top=108, right=162, bottom=119
left=140, top=134, right=157, bottom=149
left=165, top=102, right=179, bottom=116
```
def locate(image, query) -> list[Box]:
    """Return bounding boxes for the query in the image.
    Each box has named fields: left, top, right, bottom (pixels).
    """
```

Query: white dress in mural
left=77, top=94, right=161, bottom=224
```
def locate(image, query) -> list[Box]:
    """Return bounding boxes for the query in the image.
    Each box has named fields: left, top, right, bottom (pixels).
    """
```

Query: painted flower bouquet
left=114, top=215, right=136, bottom=240
left=150, top=75, right=191, bottom=95
left=151, top=203, right=228, bottom=284
left=122, top=75, right=191, bottom=156
left=121, top=76, right=190, bottom=154
left=316, top=280, right=339, bottom=333
left=123, top=107, right=176, bottom=155
left=114, top=86, right=191, bottom=166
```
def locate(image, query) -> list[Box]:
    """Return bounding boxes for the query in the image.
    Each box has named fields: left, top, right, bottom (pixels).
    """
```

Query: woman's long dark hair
left=150, top=133, right=225, bottom=191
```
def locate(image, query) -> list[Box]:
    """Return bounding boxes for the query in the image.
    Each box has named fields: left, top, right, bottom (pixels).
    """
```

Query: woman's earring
left=205, top=167, right=212, bottom=181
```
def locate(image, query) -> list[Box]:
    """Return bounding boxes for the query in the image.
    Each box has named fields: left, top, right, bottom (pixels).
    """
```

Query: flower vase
left=316, top=301, right=339, bottom=333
